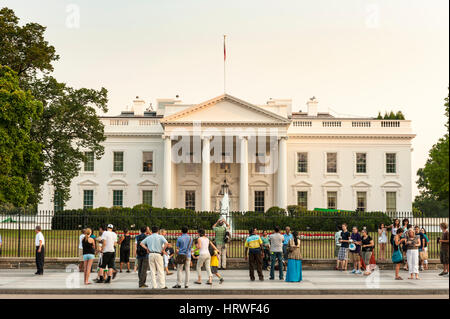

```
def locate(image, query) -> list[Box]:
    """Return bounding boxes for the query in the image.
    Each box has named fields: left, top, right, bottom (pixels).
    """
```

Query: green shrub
left=51, top=207, right=392, bottom=232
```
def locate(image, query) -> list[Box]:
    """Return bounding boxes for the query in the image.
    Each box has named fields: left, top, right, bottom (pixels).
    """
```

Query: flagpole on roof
left=223, top=34, right=227, bottom=94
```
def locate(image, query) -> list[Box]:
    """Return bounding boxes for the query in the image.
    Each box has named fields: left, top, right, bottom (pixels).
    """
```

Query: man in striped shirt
left=244, top=228, right=264, bottom=281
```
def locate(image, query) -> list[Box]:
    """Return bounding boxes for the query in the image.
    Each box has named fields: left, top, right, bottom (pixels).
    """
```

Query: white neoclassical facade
left=39, top=94, right=416, bottom=213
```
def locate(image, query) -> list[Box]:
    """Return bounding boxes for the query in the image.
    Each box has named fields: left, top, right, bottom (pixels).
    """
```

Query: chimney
left=131, top=96, right=145, bottom=116
left=307, top=96, right=318, bottom=116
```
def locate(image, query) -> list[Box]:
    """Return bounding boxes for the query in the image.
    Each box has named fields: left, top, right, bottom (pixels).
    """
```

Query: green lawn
left=0, top=229, right=442, bottom=260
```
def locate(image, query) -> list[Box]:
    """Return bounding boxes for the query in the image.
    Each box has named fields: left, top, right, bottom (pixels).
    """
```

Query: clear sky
left=2, top=0, right=449, bottom=197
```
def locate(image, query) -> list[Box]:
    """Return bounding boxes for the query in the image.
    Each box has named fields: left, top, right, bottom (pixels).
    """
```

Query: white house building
left=38, top=94, right=416, bottom=213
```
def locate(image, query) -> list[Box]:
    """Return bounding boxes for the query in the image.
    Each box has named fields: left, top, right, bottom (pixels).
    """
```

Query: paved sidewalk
left=0, top=268, right=448, bottom=296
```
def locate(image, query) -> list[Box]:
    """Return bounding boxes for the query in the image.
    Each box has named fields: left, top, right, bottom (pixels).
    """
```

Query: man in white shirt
left=97, top=224, right=118, bottom=283
left=35, top=226, right=45, bottom=275
left=78, top=229, right=86, bottom=272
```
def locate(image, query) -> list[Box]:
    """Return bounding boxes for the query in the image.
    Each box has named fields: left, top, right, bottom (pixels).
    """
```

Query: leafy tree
left=0, top=7, right=108, bottom=206
left=414, top=90, right=449, bottom=216
left=0, top=7, right=59, bottom=79
left=376, top=111, right=382, bottom=119
left=0, top=65, right=43, bottom=206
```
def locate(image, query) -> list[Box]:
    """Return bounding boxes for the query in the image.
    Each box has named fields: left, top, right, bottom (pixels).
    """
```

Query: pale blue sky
left=1, top=0, right=449, bottom=196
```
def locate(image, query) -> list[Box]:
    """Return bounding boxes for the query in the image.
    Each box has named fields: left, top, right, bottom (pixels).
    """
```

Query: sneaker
left=219, top=278, right=224, bottom=284
left=172, top=285, right=182, bottom=288
left=419, top=266, right=424, bottom=271
left=351, top=269, right=356, bottom=274
left=355, top=270, right=362, bottom=275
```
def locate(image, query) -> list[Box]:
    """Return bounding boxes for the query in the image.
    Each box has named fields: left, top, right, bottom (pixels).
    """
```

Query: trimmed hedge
left=51, top=205, right=392, bottom=232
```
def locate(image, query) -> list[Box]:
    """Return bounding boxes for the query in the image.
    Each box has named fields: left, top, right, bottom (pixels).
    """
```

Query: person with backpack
left=212, top=218, right=230, bottom=270
left=194, top=229, right=219, bottom=285
left=135, top=226, right=149, bottom=288
left=173, top=226, right=193, bottom=289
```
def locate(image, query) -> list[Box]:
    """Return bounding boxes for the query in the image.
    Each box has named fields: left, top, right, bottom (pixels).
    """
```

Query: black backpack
left=136, top=235, right=148, bottom=257
left=224, top=231, right=231, bottom=244
left=208, top=242, right=216, bottom=256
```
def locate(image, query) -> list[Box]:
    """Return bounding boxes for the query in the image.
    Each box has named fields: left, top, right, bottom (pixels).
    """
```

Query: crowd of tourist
left=334, top=220, right=449, bottom=280
left=8, top=217, right=447, bottom=288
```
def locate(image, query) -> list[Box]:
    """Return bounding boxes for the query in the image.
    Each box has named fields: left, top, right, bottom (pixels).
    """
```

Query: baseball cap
left=107, top=224, right=114, bottom=229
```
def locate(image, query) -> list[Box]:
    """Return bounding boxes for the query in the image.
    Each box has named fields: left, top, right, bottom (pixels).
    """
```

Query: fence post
left=17, top=209, right=21, bottom=258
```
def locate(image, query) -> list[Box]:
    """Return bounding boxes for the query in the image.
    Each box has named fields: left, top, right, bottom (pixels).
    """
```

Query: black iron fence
left=0, top=210, right=447, bottom=260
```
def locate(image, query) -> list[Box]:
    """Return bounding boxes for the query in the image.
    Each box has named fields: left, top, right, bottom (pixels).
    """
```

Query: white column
left=201, top=136, right=211, bottom=211
left=277, top=136, right=288, bottom=209
left=163, top=135, right=172, bottom=208
left=239, top=136, right=249, bottom=211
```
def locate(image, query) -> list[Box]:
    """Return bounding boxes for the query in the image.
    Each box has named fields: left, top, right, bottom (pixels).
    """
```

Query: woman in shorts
left=82, top=228, right=96, bottom=285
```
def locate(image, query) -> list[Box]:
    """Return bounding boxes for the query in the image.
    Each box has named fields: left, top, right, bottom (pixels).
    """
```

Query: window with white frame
left=142, top=151, right=153, bottom=172
left=356, top=153, right=367, bottom=173
left=356, top=191, right=367, bottom=212
left=386, top=192, right=397, bottom=212
left=326, top=153, right=337, bottom=173
left=255, top=152, right=266, bottom=173
left=386, top=153, right=397, bottom=174
left=113, top=190, right=123, bottom=207
left=297, top=191, right=308, bottom=210
left=185, top=190, right=196, bottom=211
left=83, top=190, right=94, bottom=209
left=113, top=152, right=124, bottom=172
left=142, top=190, right=153, bottom=206
left=297, top=152, right=308, bottom=173
left=254, top=191, right=265, bottom=213
left=84, top=152, right=94, bottom=172
left=327, top=191, right=337, bottom=209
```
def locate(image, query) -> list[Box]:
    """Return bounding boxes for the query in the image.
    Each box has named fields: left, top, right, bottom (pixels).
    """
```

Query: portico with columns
left=160, top=94, right=291, bottom=212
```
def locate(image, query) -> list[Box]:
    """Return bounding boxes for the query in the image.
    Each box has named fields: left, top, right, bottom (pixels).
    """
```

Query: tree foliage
left=414, top=90, right=449, bottom=216
left=0, top=7, right=108, bottom=206
left=0, top=65, right=43, bottom=206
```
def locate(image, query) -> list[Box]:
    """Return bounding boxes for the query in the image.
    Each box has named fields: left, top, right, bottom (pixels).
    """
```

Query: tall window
left=386, top=153, right=397, bottom=174
left=327, top=191, right=337, bottom=209
left=356, top=153, right=367, bottom=173
left=297, top=152, right=308, bottom=173
left=142, top=190, right=153, bottom=206
left=386, top=192, right=397, bottom=212
left=113, top=190, right=123, bottom=207
left=255, top=153, right=266, bottom=173
left=84, top=151, right=94, bottom=172
left=356, top=192, right=367, bottom=212
left=297, top=191, right=308, bottom=210
left=54, top=190, right=64, bottom=212
left=185, top=191, right=196, bottom=211
left=254, top=191, right=265, bottom=213
left=326, top=153, right=337, bottom=173
left=142, top=152, right=153, bottom=172
left=113, top=152, right=124, bottom=172
left=83, top=190, right=94, bottom=209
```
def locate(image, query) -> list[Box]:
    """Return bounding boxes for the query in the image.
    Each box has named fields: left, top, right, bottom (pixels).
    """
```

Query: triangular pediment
left=137, top=179, right=158, bottom=187
left=351, top=181, right=372, bottom=188
left=322, top=180, right=343, bottom=188
left=161, top=94, right=290, bottom=125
